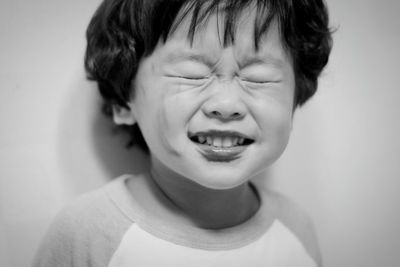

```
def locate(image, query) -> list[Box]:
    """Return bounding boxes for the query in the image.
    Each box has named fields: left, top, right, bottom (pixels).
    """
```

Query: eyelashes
left=240, top=78, right=282, bottom=85
left=165, top=73, right=281, bottom=84
left=168, top=75, right=209, bottom=80
left=164, top=65, right=283, bottom=88
left=165, top=59, right=284, bottom=85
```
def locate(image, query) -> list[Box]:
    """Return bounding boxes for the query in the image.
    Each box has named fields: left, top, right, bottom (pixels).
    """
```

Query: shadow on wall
left=57, top=75, right=150, bottom=194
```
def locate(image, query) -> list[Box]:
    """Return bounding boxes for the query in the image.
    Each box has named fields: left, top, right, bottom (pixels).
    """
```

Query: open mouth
left=188, top=130, right=254, bottom=148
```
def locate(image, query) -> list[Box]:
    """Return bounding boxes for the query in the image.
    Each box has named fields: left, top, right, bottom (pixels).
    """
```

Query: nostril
left=208, top=110, right=243, bottom=120
left=211, top=111, right=222, bottom=117
left=231, top=112, right=241, bottom=119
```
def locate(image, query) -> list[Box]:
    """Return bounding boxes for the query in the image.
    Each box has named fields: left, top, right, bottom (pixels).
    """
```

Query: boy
left=34, top=0, right=332, bottom=266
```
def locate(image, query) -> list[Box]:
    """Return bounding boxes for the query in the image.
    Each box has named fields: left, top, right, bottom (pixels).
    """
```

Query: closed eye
left=239, top=64, right=283, bottom=85
left=239, top=77, right=283, bottom=87
left=168, top=75, right=208, bottom=80
left=241, top=79, right=281, bottom=84
left=164, top=60, right=211, bottom=82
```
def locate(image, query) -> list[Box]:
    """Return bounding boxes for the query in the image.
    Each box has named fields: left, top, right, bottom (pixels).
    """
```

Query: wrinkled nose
left=202, top=82, right=247, bottom=121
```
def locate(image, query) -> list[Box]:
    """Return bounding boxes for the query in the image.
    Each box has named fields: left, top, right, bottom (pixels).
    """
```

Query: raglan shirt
left=33, top=174, right=322, bottom=267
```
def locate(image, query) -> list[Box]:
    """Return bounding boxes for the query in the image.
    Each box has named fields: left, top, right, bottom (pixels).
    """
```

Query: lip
left=188, top=130, right=253, bottom=140
left=188, top=129, right=254, bottom=162
left=194, top=143, right=248, bottom=162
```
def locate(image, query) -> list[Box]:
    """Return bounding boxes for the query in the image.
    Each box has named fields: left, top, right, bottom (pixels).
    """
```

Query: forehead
left=162, top=5, right=289, bottom=64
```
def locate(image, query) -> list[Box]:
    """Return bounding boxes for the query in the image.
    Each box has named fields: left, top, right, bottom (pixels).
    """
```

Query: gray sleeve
left=32, top=188, right=132, bottom=267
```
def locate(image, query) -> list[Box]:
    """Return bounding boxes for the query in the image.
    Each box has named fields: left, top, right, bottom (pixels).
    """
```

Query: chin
left=175, top=147, right=267, bottom=190
left=185, top=165, right=254, bottom=190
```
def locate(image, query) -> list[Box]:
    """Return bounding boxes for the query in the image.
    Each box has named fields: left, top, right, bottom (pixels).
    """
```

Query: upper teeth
left=195, top=135, right=245, bottom=147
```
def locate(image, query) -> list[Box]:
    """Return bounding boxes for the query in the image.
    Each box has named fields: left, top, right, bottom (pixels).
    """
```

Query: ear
left=112, top=105, right=136, bottom=125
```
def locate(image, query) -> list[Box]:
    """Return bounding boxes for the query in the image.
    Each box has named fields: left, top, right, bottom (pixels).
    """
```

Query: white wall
left=0, top=0, right=399, bottom=266
left=271, top=1, right=400, bottom=266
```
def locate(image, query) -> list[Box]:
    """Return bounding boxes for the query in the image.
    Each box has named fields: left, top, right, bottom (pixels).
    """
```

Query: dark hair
left=85, top=0, right=333, bottom=151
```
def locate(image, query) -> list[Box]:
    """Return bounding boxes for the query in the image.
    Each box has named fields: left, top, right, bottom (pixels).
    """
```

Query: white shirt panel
left=108, top=220, right=316, bottom=267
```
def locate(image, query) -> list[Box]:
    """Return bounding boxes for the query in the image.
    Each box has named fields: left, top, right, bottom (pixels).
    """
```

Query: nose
left=202, top=81, right=247, bottom=121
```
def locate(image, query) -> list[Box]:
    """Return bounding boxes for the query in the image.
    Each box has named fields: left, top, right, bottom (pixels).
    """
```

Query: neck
left=150, top=159, right=260, bottom=229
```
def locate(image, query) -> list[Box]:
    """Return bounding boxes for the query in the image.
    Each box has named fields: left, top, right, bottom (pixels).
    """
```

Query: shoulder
left=33, top=177, right=134, bottom=267
left=51, top=178, right=131, bottom=232
left=262, top=188, right=322, bottom=266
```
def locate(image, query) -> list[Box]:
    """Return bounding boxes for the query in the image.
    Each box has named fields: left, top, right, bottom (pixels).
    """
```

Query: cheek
left=160, top=95, right=186, bottom=134
left=254, top=108, right=292, bottom=168
left=152, top=93, right=198, bottom=155
left=161, top=89, right=205, bottom=129
left=255, top=100, right=293, bottom=143
left=272, top=111, right=293, bottom=139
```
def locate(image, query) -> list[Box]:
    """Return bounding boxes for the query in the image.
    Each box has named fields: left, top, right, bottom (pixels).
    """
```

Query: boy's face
left=121, top=7, right=295, bottom=189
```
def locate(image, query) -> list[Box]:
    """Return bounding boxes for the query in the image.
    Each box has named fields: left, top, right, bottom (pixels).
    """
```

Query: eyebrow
left=238, top=54, right=286, bottom=69
left=164, top=50, right=216, bottom=67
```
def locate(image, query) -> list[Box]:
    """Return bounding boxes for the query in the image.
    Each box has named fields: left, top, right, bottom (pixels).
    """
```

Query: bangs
left=166, top=0, right=278, bottom=50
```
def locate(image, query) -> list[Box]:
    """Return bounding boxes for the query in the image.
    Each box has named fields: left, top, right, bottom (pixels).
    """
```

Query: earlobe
left=112, top=105, right=136, bottom=125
